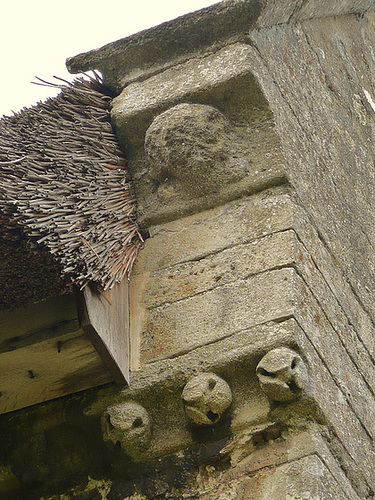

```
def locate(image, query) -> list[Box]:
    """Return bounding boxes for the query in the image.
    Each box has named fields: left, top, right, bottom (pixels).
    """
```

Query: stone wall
left=1, top=1, right=374, bottom=499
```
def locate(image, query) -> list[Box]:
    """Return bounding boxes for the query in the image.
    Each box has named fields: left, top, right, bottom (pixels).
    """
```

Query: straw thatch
left=0, top=74, right=142, bottom=308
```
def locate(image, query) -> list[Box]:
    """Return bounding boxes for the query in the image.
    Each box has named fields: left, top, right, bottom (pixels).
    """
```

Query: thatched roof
left=0, top=75, right=142, bottom=310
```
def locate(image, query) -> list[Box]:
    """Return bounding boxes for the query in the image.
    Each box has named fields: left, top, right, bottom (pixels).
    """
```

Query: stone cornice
left=66, top=0, right=375, bottom=92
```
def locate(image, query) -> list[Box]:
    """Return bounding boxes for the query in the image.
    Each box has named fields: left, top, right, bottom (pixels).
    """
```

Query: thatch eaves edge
left=0, top=75, right=142, bottom=310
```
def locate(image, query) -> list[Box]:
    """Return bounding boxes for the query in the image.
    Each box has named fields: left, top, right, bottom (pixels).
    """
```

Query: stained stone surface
left=249, top=12, right=375, bottom=323
left=1, top=1, right=374, bottom=499
left=111, top=43, right=285, bottom=226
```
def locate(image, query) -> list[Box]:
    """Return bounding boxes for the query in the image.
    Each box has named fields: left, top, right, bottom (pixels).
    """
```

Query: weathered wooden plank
left=0, top=329, right=112, bottom=415
left=0, top=293, right=79, bottom=353
left=79, top=280, right=129, bottom=385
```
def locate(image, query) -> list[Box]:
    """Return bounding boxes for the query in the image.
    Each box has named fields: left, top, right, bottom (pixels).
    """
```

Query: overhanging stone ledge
left=66, top=0, right=263, bottom=92
left=66, top=0, right=375, bottom=93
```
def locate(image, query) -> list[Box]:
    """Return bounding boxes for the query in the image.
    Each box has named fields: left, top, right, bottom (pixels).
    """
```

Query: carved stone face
left=181, top=372, right=232, bottom=426
left=144, top=103, right=249, bottom=200
left=256, top=348, right=309, bottom=402
left=102, top=401, right=152, bottom=456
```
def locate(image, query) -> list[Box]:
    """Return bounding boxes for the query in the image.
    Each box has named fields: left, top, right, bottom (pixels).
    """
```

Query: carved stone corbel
left=102, top=401, right=152, bottom=457
left=181, top=372, right=232, bottom=426
left=256, top=348, right=309, bottom=402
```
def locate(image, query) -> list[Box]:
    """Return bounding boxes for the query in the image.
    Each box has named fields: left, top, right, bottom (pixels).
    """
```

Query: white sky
left=1, top=0, right=219, bottom=117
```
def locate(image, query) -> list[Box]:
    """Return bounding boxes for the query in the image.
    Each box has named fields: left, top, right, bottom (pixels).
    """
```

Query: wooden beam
left=0, top=294, right=79, bottom=353
left=77, top=280, right=130, bottom=386
left=0, top=283, right=129, bottom=414
left=0, top=329, right=112, bottom=414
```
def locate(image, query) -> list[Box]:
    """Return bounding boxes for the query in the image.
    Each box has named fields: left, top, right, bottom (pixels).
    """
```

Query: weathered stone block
left=126, top=181, right=375, bottom=489
left=130, top=185, right=295, bottom=367
left=132, top=230, right=297, bottom=310
left=249, top=13, right=375, bottom=324
left=132, top=185, right=294, bottom=273
left=111, top=43, right=263, bottom=142
left=291, top=319, right=375, bottom=492
left=111, top=43, right=285, bottom=225
left=139, top=267, right=296, bottom=363
left=290, top=270, right=375, bottom=442
left=291, top=223, right=375, bottom=387
left=223, top=427, right=363, bottom=499
left=258, top=455, right=357, bottom=500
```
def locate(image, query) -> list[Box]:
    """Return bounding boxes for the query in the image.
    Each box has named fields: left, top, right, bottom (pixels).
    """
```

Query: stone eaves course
left=0, top=1, right=374, bottom=499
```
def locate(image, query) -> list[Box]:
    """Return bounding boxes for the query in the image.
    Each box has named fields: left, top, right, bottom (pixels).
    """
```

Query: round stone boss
left=102, top=401, right=152, bottom=455
left=256, top=347, right=309, bottom=402
left=181, top=372, right=232, bottom=426
left=144, top=103, right=246, bottom=198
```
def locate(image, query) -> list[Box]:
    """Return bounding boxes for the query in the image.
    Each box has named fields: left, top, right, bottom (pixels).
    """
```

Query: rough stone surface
left=258, top=454, right=354, bottom=499
left=256, top=348, right=309, bottom=402
left=127, top=181, right=375, bottom=489
left=102, top=401, right=152, bottom=458
left=110, top=43, right=270, bottom=152
left=133, top=220, right=374, bottom=396
left=181, top=372, right=233, bottom=426
left=139, top=267, right=296, bottom=363
left=129, top=185, right=295, bottom=368
left=249, top=12, right=375, bottom=323
left=291, top=326, right=375, bottom=495
left=132, top=230, right=297, bottom=310
left=144, top=103, right=252, bottom=199
left=292, top=206, right=375, bottom=371
left=111, top=43, right=285, bottom=226
left=131, top=185, right=294, bottom=275
left=294, top=272, right=375, bottom=441
left=257, top=0, right=375, bottom=27
left=130, top=242, right=375, bottom=490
